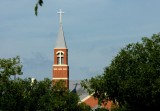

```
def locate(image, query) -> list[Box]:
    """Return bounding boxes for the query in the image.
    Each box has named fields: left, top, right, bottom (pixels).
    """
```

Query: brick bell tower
left=52, top=9, right=69, bottom=88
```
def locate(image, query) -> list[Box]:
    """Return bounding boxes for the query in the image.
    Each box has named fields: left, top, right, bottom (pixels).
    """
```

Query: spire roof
left=55, top=24, right=67, bottom=48
left=55, top=9, right=67, bottom=49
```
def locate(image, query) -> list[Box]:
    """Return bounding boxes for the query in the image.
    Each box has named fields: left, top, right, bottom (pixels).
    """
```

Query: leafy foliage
left=0, top=56, right=22, bottom=81
left=95, top=107, right=109, bottom=111
left=81, top=75, right=108, bottom=105
left=35, top=0, right=43, bottom=16
left=0, top=77, right=91, bottom=111
left=81, top=33, right=160, bottom=111
left=0, top=56, right=91, bottom=111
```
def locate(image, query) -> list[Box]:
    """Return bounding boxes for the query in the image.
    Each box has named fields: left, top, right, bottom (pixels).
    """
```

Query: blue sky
left=0, top=0, right=160, bottom=80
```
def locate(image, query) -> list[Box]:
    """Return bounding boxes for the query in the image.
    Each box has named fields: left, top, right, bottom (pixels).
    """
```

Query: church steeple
left=55, top=9, right=67, bottom=49
left=52, top=9, right=69, bottom=89
left=55, top=24, right=67, bottom=48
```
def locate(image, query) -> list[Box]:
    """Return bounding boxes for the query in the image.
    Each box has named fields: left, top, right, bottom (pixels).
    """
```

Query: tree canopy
left=0, top=56, right=22, bottom=81
left=81, top=33, right=160, bottom=111
left=0, top=56, right=91, bottom=111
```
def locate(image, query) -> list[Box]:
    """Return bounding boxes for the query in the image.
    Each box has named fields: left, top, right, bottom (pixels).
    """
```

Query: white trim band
left=53, top=64, right=68, bottom=66
left=80, top=93, right=94, bottom=102
left=53, top=78, right=68, bottom=80
left=54, top=48, right=67, bottom=49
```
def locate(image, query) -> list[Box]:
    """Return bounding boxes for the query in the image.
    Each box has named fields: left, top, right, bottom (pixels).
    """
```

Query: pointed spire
left=71, top=83, right=80, bottom=93
left=55, top=9, right=67, bottom=48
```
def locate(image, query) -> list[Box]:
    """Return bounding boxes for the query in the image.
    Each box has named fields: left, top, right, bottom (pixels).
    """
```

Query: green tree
left=0, top=78, right=30, bottom=111
left=0, top=56, right=23, bottom=110
left=1, top=77, right=91, bottom=111
left=81, top=33, right=160, bottom=111
left=0, top=56, right=91, bottom=111
left=0, top=56, right=23, bottom=81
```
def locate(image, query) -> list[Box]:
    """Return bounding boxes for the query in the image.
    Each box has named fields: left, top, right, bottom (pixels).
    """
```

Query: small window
left=56, top=51, right=64, bottom=64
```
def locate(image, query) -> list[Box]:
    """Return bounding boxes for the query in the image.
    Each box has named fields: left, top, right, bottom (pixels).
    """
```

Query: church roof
left=69, top=80, right=112, bottom=110
left=69, top=80, right=89, bottom=100
left=55, top=24, right=67, bottom=48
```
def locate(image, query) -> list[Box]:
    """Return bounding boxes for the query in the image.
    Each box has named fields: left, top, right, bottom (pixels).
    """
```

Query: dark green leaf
left=35, top=4, right=38, bottom=16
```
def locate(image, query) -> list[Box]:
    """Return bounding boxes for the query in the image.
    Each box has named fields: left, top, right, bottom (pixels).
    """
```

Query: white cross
left=57, top=9, right=64, bottom=24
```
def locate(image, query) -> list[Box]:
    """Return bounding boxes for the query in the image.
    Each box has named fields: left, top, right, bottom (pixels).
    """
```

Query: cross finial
left=57, top=9, right=64, bottom=24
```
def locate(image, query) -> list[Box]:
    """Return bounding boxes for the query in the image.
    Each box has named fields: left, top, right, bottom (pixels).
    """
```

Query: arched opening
left=57, top=51, right=64, bottom=64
